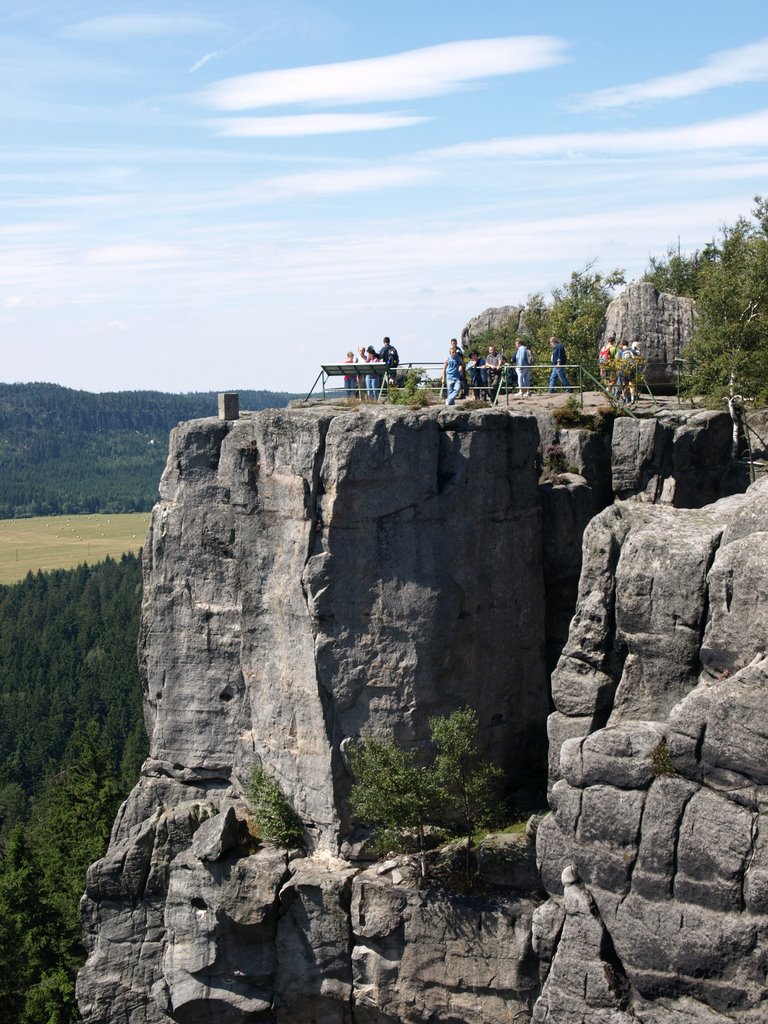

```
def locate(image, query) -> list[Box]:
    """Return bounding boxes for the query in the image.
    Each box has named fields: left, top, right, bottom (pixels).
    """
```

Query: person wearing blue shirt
left=547, top=336, right=572, bottom=393
left=442, top=339, right=465, bottom=406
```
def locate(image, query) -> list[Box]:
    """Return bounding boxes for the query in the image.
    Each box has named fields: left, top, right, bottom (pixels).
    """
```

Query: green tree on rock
left=349, top=708, right=503, bottom=882
left=681, top=196, right=768, bottom=407
left=522, top=264, right=626, bottom=374
left=431, top=707, right=504, bottom=883
left=349, top=737, right=443, bottom=877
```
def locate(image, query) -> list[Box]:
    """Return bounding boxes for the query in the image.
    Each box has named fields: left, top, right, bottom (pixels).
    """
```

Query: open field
left=0, top=512, right=151, bottom=584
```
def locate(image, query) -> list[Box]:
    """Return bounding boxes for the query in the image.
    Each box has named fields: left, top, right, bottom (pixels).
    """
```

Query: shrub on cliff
left=248, top=766, right=304, bottom=848
left=349, top=708, right=503, bottom=883
left=348, top=736, right=443, bottom=876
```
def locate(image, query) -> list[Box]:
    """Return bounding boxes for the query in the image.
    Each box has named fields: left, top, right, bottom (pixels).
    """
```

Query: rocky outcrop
left=536, top=476, right=768, bottom=1022
left=601, top=281, right=695, bottom=387
left=79, top=402, right=762, bottom=1024
left=79, top=405, right=553, bottom=1023
left=461, top=305, right=523, bottom=344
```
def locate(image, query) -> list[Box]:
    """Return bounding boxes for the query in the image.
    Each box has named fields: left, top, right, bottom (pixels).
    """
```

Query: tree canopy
left=0, top=555, right=145, bottom=1023
left=679, top=198, right=768, bottom=405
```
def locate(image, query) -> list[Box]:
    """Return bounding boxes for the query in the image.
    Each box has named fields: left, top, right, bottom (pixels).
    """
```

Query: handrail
left=303, top=356, right=654, bottom=410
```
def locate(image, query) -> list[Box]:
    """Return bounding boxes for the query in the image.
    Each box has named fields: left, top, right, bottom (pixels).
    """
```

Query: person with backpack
left=598, top=334, right=615, bottom=382
left=514, top=338, right=533, bottom=397
left=379, top=336, right=400, bottom=386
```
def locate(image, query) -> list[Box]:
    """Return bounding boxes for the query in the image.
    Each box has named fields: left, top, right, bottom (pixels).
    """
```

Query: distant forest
left=0, top=382, right=296, bottom=1018
left=0, top=555, right=145, bottom=1021
left=0, top=382, right=295, bottom=519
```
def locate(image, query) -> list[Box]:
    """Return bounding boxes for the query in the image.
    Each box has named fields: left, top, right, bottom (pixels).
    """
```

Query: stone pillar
left=218, top=393, right=239, bottom=420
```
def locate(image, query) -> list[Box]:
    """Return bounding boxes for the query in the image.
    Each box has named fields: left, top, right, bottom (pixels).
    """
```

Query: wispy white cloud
left=255, top=164, right=434, bottom=198
left=213, top=112, right=428, bottom=137
left=434, top=109, right=768, bottom=159
left=200, top=36, right=568, bottom=110
left=190, top=52, right=220, bottom=74
left=84, top=244, right=186, bottom=265
left=62, top=13, right=221, bottom=41
left=572, top=37, right=768, bottom=111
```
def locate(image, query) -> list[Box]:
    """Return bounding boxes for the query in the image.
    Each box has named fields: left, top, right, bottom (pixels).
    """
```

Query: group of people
left=598, top=334, right=642, bottom=404
left=340, top=331, right=639, bottom=406
left=442, top=335, right=575, bottom=405
left=343, top=337, right=400, bottom=399
left=442, top=338, right=535, bottom=405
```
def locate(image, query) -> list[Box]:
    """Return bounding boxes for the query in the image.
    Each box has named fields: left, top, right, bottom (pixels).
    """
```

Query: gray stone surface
left=350, top=869, right=540, bottom=1023
left=476, top=831, right=542, bottom=891
left=601, top=281, right=695, bottom=386
left=79, top=402, right=768, bottom=1024
left=461, top=305, right=523, bottom=344
left=138, top=406, right=549, bottom=855
left=274, top=860, right=357, bottom=1024
left=80, top=405, right=553, bottom=1024
left=611, top=410, right=733, bottom=507
left=537, top=476, right=768, bottom=1023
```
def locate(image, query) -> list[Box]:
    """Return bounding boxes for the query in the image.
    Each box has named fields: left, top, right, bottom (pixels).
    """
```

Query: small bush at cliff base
left=248, top=765, right=304, bottom=848
left=388, top=368, right=429, bottom=408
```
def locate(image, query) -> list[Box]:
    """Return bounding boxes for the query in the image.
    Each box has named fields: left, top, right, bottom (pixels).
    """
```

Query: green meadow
left=0, top=512, right=151, bottom=584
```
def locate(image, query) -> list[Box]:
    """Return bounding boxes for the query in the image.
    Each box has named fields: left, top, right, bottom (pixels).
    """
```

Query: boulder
left=601, top=281, right=695, bottom=387
left=461, top=305, right=523, bottom=344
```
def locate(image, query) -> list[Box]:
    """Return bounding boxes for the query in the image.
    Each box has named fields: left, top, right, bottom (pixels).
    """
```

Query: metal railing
left=304, top=359, right=656, bottom=410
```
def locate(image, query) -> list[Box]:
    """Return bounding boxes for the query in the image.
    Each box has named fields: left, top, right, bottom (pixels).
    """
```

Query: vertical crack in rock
left=742, top=814, right=760, bottom=912
left=693, top=723, right=707, bottom=765
left=618, top=791, right=647, bottom=909
left=670, top=789, right=696, bottom=899
left=297, top=413, right=345, bottom=843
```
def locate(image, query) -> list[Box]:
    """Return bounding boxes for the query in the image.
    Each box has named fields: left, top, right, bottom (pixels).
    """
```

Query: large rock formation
left=78, top=401, right=763, bottom=1024
left=536, top=476, right=768, bottom=1022
left=78, top=405, right=553, bottom=1023
left=601, top=281, right=695, bottom=387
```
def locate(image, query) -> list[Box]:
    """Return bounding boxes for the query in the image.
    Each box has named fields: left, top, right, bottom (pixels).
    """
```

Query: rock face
left=79, top=405, right=553, bottom=1023
left=601, top=281, right=695, bottom=387
left=461, top=305, right=523, bottom=344
left=136, top=407, right=549, bottom=848
left=536, top=476, right=768, bottom=1023
left=78, top=402, right=764, bottom=1024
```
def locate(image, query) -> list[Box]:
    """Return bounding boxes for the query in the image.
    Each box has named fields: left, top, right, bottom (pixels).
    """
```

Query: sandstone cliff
left=535, top=477, right=768, bottom=1022
left=77, top=402, right=764, bottom=1024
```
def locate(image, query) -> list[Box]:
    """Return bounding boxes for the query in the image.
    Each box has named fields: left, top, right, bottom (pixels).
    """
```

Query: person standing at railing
left=466, top=350, right=487, bottom=400
left=343, top=351, right=358, bottom=395
left=356, top=346, right=368, bottom=398
left=514, top=338, right=533, bottom=398
left=485, top=344, right=505, bottom=399
left=442, top=339, right=465, bottom=406
left=547, top=336, right=572, bottom=393
left=365, top=345, right=383, bottom=399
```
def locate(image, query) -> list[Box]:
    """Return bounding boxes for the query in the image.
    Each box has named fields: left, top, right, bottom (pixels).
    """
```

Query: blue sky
left=2, top=0, right=767, bottom=394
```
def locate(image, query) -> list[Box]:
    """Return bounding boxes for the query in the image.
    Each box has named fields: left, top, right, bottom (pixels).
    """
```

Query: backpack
left=387, top=346, right=399, bottom=368
left=527, top=348, right=534, bottom=366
